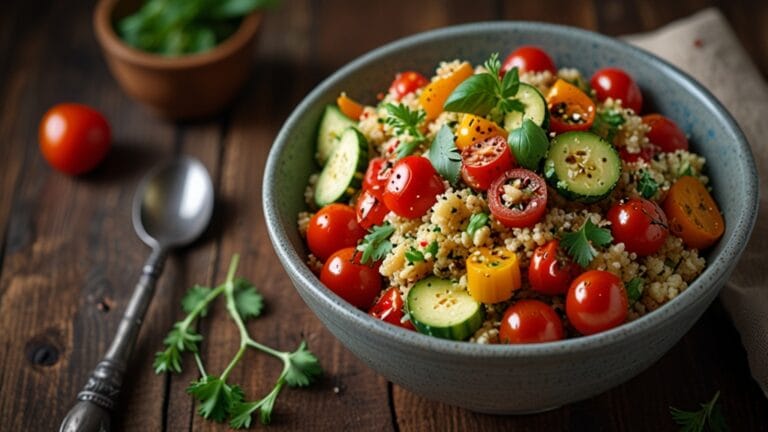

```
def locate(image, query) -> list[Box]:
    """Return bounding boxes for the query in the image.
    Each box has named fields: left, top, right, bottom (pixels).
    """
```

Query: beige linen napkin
left=625, top=8, right=768, bottom=398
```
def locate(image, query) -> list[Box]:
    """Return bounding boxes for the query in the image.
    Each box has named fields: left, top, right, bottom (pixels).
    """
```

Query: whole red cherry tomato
left=546, top=79, right=596, bottom=134
left=590, top=68, right=643, bottom=114
left=307, top=204, right=366, bottom=261
left=389, top=71, right=429, bottom=101
left=355, top=189, right=390, bottom=230
left=566, top=270, right=628, bottom=335
left=487, top=168, right=548, bottom=228
left=528, top=240, right=580, bottom=295
left=642, top=114, right=689, bottom=153
left=369, top=287, right=414, bottom=330
left=499, top=300, right=564, bottom=344
left=607, top=198, right=669, bottom=256
left=363, top=157, right=392, bottom=199
left=460, top=135, right=515, bottom=191
left=501, top=46, right=557, bottom=76
left=382, top=156, right=445, bottom=219
left=320, top=247, right=382, bottom=309
left=39, top=103, right=111, bottom=175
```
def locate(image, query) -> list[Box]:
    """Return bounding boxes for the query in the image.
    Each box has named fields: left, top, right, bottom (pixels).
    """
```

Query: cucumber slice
left=314, top=128, right=368, bottom=207
left=317, top=105, right=357, bottom=165
left=503, top=83, right=549, bottom=131
left=407, top=276, right=484, bottom=341
left=543, top=131, right=621, bottom=203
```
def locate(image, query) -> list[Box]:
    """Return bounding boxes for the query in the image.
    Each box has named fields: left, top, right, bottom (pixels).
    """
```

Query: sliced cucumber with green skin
left=317, top=105, right=357, bottom=165
left=503, top=83, right=549, bottom=131
left=407, top=276, right=484, bottom=341
left=314, top=128, right=368, bottom=207
left=543, top=131, right=621, bottom=203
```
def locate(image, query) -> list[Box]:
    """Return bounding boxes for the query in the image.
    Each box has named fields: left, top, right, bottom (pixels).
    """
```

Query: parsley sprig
left=154, top=255, right=322, bottom=428
left=384, top=103, right=427, bottom=159
left=357, top=223, right=395, bottom=264
left=637, top=170, right=659, bottom=199
left=560, top=218, right=613, bottom=267
left=669, top=391, right=728, bottom=432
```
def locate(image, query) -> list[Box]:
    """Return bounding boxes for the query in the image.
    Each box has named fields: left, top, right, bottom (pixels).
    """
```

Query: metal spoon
left=60, top=156, right=214, bottom=432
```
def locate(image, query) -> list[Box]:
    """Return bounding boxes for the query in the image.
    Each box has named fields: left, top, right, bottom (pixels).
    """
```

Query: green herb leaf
left=427, top=124, right=462, bottom=185
left=466, top=212, right=489, bottom=237
left=182, top=285, right=213, bottom=317
left=560, top=219, right=613, bottom=267
left=669, top=391, right=728, bottom=432
left=591, top=109, right=625, bottom=142
left=425, top=240, right=439, bottom=257
left=187, top=375, right=241, bottom=422
left=626, top=277, right=644, bottom=303
left=443, top=73, right=499, bottom=116
left=637, top=170, right=659, bottom=199
left=507, top=119, right=550, bottom=170
left=232, top=278, right=264, bottom=320
left=384, top=103, right=427, bottom=158
left=283, top=340, right=323, bottom=387
left=229, top=384, right=282, bottom=428
left=679, top=161, right=694, bottom=178
left=405, top=247, right=425, bottom=264
left=357, top=223, right=395, bottom=264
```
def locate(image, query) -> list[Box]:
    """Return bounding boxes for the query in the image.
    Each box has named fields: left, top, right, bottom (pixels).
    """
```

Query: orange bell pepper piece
left=663, top=176, right=725, bottom=250
left=337, top=92, right=364, bottom=120
left=419, top=62, right=474, bottom=121
left=454, top=114, right=508, bottom=150
left=466, top=248, right=521, bottom=304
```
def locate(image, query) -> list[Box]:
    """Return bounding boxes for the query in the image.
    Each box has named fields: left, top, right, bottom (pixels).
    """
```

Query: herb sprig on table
left=154, top=254, right=322, bottom=428
left=669, top=391, right=728, bottom=432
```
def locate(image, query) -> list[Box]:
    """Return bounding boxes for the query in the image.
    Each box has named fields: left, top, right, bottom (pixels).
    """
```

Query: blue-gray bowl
left=263, top=22, right=758, bottom=413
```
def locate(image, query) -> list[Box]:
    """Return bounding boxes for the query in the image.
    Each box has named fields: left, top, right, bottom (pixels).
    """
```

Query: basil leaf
left=507, top=119, right=550, bottom=170
left=427, top=125, right=461, bottom=186
left=443, top=74, right=498, bottom=116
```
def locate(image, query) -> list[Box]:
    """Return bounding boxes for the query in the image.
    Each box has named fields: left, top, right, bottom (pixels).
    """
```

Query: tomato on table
left=389, top=71, right=429, bottom=101
left=307, top=204, right=366, bottom=261
left=355, top=189, right=389, bottom=230
left=528, top=239, right=580, bottom=295
left=501, top=46, right=557, bottom=76
left=466, top=247, right=521, bottom=304
left=362, top=157, right=392, bottom=199
left=607, top=198, right=669, bottom=256
left=546, top=79, right=596, bottom=134
left=590, top=68, right=643, bottom=114
left=369, top=287, right=414, bottom=330
left=642, top=114, right=689, bottom=153
left=663, top=176, right=725, bottom=250
left=382, top=156, right=445, bottom=219
left=566, top=270, right=628, bottom=335
left=320, top=247, right=382, bottom=309
left=39, top=103, right=111, bottom=175
left=460, top=135, right=515, bottom=191
left=487, top=168, right=548, bottom=228
left=499, top=300, right=564, bottom=344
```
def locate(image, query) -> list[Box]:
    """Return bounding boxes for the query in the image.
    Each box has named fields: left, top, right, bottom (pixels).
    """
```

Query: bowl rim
left=264, top=21, right=759, bottom=359
left=93, top=0, right=262, bottom=70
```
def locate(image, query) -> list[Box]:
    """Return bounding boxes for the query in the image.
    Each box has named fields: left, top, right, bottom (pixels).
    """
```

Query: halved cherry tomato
left=382, top=156, right=445, bottom=219
left=455, top=114, right=508, bottom=150
left=419, top=62, right=473, bottom=121
left=501, top=46, right=557, bottom=76
left=39, top=103, right=111, bottom=175
left=566, top=270, right=628, bottom=335
left=642, top=114, right=689, bottom=153
left=528, top=239, right=580, bottom=295
left=337, top=93, right=364, bottom=120
left=546, top=79, right=596, bottom=134
left=307, top=204, right=366, bottom=261
left=369, top=287, right=415, bottom=330
left=355, top=189, right=389, bottom=230
left=499, top=300, right=564, bottom=344
left=363, top=157, right=391, bottom=199
left=466, top=247, right=521, bottom=304
left=607, top=198, right=669, bottom=256
left=590, top=68, right=643, bottom=114
left=460, top=135, right=515, bottom=191
left=320, top=247, right=382, bottom=309
left=619, top=146, right=657, bottom=163
left=663, top=176, right=724, bottom=250
left=389, top=71, right=429, bottom=101
left=487, top=168, right=548, bottom=228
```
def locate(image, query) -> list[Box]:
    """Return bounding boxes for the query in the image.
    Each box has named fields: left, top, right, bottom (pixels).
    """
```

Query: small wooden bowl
left=93, top=0, right=261, bottom=119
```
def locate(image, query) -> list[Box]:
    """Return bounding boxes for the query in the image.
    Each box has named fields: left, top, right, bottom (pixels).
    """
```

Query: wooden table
left=1, top=1, right=767, bottom=430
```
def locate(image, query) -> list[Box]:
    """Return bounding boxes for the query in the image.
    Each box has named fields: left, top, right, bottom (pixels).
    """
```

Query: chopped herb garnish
left=669, top=391, right=728, bottom=432
left=383, top=103, right=427, bottom=159
left=591, top=108, right=625, bottom=142
left=405, top=247, right=425, bottom=264
left=466, top=213, right=489, bottom=237
left=626, top=277, right=644, bottom=303
left=560, top=219, right=613, bottom=267
left=427, top=124, right=462, bottom=185
left=637, top=170, right=659, bottom=199
left=425, top=240, right=439, bottom=257
left=678, top=161, right=695, bottom=178
left=357, top=223, right=395, bottom=264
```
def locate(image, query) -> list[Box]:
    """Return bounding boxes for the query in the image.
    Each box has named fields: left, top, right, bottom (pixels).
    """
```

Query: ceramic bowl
left=263, top=22, right=758, bottom=413
left=93, top=0, right=261, bottom=119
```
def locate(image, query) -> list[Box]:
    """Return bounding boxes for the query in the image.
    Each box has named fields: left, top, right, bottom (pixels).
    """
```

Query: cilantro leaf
left=182, top=285, right=213, bottom=317
left=507, top=119, right=550, bottom=170
left=153, top=346, right=183, bottom=374
left=626, top=277, right=644, bottom=303
left=357, top=223, right=395, bottom=264
left=669, top=391, right=728, bottom=432
left=232, top=277, right=263, bottom=320
left=560, top=219, right=613, bottom=267
left=466, top=212, right=489, bottom=237
left=384, top=103, right=427, bottom=158
left=187, top=375, right=241, bottom=422
left=283, top=340, right=323, bottom=388
left=405, top=247, right=425, bottom=264
left=427, top=124, right=461, bottom=185
left=637, top=170, right=659, bottom=199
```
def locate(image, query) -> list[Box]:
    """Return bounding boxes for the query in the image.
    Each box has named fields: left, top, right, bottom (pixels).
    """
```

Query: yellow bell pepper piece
left=419, top=62, right=474, bottom=121
left=466, top=247, right=521, bottom=304
left=454, top=114, right=508, bottom=150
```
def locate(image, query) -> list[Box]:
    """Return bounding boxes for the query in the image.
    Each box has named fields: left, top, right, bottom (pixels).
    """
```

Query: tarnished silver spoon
left=60, top=156, right=214, bottom=432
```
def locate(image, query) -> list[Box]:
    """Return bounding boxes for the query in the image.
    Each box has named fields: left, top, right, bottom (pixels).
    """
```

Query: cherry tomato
left=501, top=46, right=557, bottom=76
left=528, top=240, right=580, bottom=295
left=607, top=198, right=669, bottom=256
left=546, top=79, right=596, bottom=134
left=389, top=71, right=429, bottom=101
left=460, top=135, right=515, bottom=191
left=320, top=247, right=382, bottom=309
left=355, top=189, right=389, bottom=230
left=382, top=156, right=445, bottom=219
left=307, top=204, right=366, bottom=261
left=363, top=157, right=392, bottom=199
left=499, top=300, right=564, bottom=344
left=642, top=114, right=689, bottom=153
left=369, top=287, right=415, bottom=330
left=39, top=103, right=111, bottom=175
left=663, top=176, right=724, bottom=250
left=619, top=146, right=657, bottom=163
left=487, top=168, right=548, bottom=228
left=590, top=68, right=643, bottom=114
left=566, top=270, right=628, bottom=335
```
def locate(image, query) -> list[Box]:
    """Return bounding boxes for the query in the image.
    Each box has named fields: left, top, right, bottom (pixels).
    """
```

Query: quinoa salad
left=298, top=46, right=725, bottom=344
